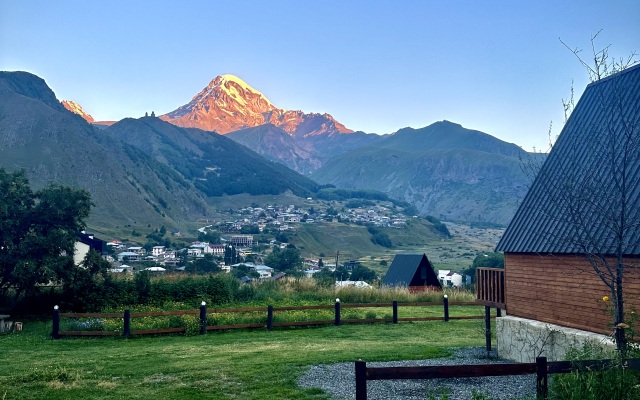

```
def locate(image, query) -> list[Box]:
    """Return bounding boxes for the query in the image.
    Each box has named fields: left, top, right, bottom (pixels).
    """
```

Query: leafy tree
left=224, top=245, right=240, bottom=265
left=265, top=247, right=302, bottom=272
left=312, top=267, right=335, bottom=287
left=240, top=225, right=260, bottom=234
left=135, top=270, right=152, bottom=304
left=197, top=228, right=221, bottom=244
left=0, top=169, right=92, bottom=300
left=371, top=232, right=393, bottom=248
left=232, top=264, right=259, bottom=280
left=334, top=265, right=350, bottom=281
left=63, top=250, right=111, bottom=311
left=463, top=252, right=504, bottom=282
left=425, top=215, right=451, bottom=238
left=186, top=254, right=220, bottom=275
left=350, top=265, right=377, bottom=282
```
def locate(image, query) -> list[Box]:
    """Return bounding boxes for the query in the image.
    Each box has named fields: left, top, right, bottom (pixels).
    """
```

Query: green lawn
left=0, top=319, right=491, bottom=399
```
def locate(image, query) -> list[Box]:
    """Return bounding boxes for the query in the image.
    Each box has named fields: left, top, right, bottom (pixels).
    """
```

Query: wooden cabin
left=487, top=63, right=640, bottom=336
left=382, top=253, right=441, bottom=291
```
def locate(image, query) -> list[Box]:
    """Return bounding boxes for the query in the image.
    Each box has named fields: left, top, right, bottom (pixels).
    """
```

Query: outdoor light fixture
left=201, top=301, right=206, bottom=306
left=54, top=305, right=59, bottom=310
left=336, top=298, right=340, bottom=303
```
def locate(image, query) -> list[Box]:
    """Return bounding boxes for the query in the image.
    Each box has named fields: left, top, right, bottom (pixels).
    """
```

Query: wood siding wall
left=505, top=253, right=640, bottom=335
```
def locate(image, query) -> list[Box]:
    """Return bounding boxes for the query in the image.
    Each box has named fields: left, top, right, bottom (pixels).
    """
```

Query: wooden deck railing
left=476, top=267, right=505, bottom=308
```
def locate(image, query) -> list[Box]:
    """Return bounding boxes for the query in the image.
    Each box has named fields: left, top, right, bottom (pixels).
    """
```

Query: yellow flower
left=603, top=296, right=610, bottom=302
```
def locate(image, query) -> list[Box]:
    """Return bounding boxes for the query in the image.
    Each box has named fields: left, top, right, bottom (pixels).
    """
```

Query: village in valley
left=93, top=199, right=469, bottom=288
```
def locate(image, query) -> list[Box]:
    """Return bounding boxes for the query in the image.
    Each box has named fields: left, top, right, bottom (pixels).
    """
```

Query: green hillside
left=0, top=72, right=212, bottom=231
left=311, top=122, right=534, bottom=226
left=107, top=118, right=320, bottom=197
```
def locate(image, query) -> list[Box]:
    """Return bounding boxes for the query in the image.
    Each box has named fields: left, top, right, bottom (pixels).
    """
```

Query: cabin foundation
left=496, top=315, right=616, bottom=363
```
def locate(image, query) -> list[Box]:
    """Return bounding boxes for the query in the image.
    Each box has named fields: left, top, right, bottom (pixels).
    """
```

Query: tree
left=198, top=228, right=221, bottom=244
left=0, top=169, right=92, bottom=300
left=526, top=33, right=638, bottom=351
left=265, top=247, right=302, bottom=272
left=231, top=264, right=259, bottom=280
left=186, top=254, right=220, bottom=275
left=64, top=249, right=111, bottom=311
left=463, top=252, right=504, bottom=282
left=350, top=265, right=377, bottom=282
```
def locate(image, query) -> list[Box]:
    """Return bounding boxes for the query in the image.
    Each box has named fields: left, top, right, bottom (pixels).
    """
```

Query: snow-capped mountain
left=61, top=100, right=94, bottom=123
left=161, top=74, right=353, bottom=138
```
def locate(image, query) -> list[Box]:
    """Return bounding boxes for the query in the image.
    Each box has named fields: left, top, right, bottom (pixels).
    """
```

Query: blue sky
left=1, top=1, right=638, bottom=151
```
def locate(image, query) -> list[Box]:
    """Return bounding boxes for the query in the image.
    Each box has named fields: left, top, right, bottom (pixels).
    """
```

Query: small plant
left=426, top=387, right=451, bottom=400
left=471, top=389, right=493, bottom=400
left=549, top=343, right=640, bottom=400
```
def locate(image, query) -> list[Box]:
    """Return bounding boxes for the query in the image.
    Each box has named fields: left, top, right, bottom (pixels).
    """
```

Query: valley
left=1, top=70, right=515, bottom=279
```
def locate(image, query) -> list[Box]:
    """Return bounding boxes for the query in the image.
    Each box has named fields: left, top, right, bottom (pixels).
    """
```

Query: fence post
left=485, top=306, right=491, bottom=354
left=200, top=301, right=207, bottom=335
left=392, top=301, right=398, bottom=324
left=355, top=360, right=367, bottom=400
left=497, top=308, right=502, bottom=317
left=267, top=305, right=273, bottom=331
left=335, top=298, right=341, bottom=326
left=443, top=295, right=449, bottom=322
left=123, top=309, right=131, bottom=338
left=52, top=305, right=60, bottom=340
left=536, top=356, right=548, bottom=399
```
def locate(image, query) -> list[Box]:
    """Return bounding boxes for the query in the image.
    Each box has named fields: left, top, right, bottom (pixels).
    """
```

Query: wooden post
left=123, top=309, right=131, bottom=338
left=267, top=305, right=273, bottom=331
left=485, top=306, right=491, bottom=354
left=200, top=302, right=207, bottom=335
left=52, top=306, right=60, bottom=340
left=536, top=356, right=548, bottom=399
left=392, top=301, right=398, bottom=324
left=335, top=299, right=341, bottom=326
left=443, top=295, right=449, bottom=322
left=355, top=360, right=367, bottom=400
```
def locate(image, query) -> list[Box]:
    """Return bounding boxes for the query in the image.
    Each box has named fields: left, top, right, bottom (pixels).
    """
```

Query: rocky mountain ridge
left=160, top=74, right=354, bottom=138
left=61, top=100, right=95, bottom=122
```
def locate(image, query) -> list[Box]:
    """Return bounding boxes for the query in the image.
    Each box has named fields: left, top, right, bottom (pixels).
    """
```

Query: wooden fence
left=355, top=356, right=640, bottom=400
left=51, top=298, right=491, bottom=339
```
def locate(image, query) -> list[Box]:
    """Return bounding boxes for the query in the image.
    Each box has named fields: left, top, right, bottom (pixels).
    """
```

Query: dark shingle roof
left=382, top=253, right=441, bottom=288
left=497, top=63, right=640, bottom=255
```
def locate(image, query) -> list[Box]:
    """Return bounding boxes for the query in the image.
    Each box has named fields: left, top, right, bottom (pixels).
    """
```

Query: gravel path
left=297, top=348, right=536, bottom=399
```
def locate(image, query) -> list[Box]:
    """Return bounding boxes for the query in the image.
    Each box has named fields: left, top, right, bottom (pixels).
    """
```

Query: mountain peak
left=61, top=100, right=95, bottom=122
left=0, top=71, right=65, bottom=112
left=161, top=74, right=352, bottom=137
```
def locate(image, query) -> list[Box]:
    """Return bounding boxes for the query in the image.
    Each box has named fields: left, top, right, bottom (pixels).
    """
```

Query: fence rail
left=355, top=357, right=640, bottom=400
left=51, top=299, right=492, bottom=339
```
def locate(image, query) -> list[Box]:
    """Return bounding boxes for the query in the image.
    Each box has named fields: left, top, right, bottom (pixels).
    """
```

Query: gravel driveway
left=297, top=347, right=536, bottom=399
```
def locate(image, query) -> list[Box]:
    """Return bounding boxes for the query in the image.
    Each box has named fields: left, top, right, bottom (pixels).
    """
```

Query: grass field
left=0, top=317, right=492, bottom=399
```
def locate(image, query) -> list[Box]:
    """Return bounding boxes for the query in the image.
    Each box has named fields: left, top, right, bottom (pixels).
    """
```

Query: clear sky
left=1, top=1, right=638, bottom=151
